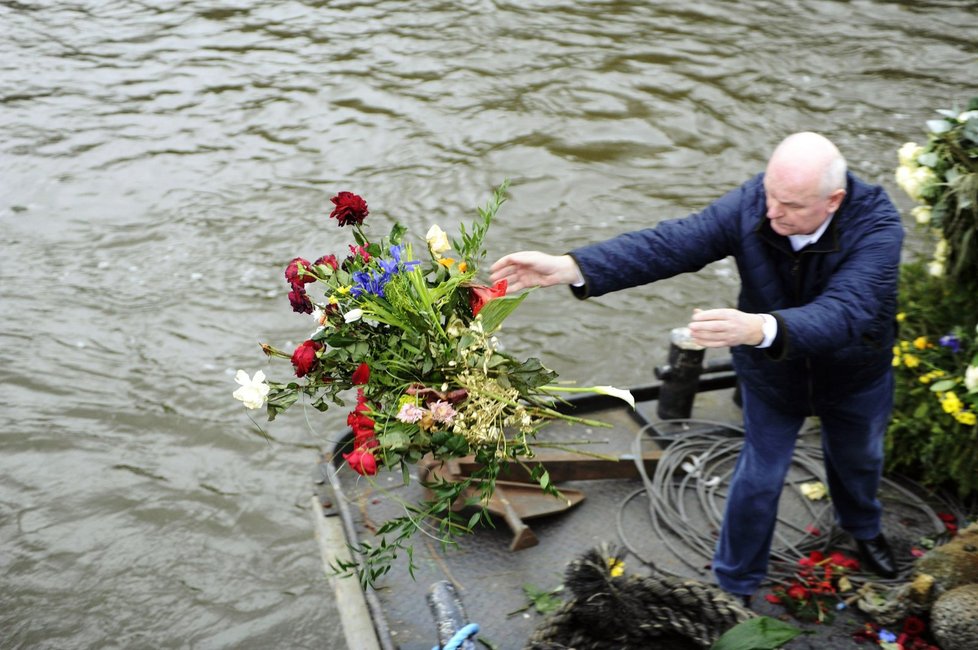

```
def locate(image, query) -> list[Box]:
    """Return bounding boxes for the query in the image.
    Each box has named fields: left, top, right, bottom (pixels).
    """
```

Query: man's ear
left=827, top=189, right=846, bottom=213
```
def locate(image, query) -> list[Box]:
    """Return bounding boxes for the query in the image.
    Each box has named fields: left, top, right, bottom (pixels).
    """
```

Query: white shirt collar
left=788, top=214, right=834, bottom=252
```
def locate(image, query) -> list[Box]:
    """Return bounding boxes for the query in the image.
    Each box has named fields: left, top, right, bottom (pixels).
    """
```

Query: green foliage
left=710, top=617, right=807, bottom=650
left=888, top=98, right=978, bottom=498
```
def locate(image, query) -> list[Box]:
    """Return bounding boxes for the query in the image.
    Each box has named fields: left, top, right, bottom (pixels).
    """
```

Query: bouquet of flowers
left=233, top=182, right=631, bottom=586
left=887, top=97, right=978, bottom=497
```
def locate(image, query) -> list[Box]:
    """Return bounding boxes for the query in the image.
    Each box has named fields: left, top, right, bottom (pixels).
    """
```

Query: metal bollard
left=427, top=581, right=477, bottom=650
left=655, top=327, right=705, bottom=421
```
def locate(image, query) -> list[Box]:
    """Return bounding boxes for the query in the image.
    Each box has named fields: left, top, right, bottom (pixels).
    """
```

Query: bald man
left=490, top=132, right=904, bottom=602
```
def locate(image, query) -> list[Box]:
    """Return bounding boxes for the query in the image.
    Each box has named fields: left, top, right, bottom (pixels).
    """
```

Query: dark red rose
left=285, top=257, right=316, bottom=286
left=314, top=254, right=339, bottom=271
left=469, top=279, right=508, bottom=316
left=288, top=286, right=314, bottom=314
left=329, top=191, right=369, bottom=227
left=352, top=362, right=370, bottom=385
left=291, top=340, right=323, bottom=377
left=343, top=447, right=378, bottom=476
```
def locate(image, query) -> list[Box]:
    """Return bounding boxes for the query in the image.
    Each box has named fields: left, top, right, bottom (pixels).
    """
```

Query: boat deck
left=315, top=380, right=952, bottom=649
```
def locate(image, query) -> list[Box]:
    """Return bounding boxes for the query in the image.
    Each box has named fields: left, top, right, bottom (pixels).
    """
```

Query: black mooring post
left=655, top=327, right=706, bottom=421
left=427, top=581, right=477, bottom=650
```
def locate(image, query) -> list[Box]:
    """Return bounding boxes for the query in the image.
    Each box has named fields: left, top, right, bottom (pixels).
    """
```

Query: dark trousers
left=712, top=371, right=894, bottom=595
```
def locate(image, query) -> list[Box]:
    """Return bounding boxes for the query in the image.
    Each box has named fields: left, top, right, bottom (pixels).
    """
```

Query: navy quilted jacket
left=568, top=172, right=905, bottom=414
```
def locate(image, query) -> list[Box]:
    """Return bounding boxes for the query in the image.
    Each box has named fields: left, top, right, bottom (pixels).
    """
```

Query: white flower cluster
left=894, top=142, right=938, bottom=204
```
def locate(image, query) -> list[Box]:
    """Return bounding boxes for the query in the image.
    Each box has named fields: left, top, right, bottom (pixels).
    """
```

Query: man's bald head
left=767, top=132, right=847, bottom=199
left=763, top=132, right=848, bottom=236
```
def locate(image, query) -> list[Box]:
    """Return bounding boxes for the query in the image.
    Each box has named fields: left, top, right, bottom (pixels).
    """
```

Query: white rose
left=911, top=205, right=932, bottom=225
left=233, top=370, right=270, bottom=409
left=957, top=110, right=978, bottom=123
left=425, top=224, right=451, bottom=256
left=897, top=142, right=923, bottom=167
left=344, top=308, right=363, bottom=323
left=927, top=260, right=944, bottom=277
left=895, top=165, right=919, bottom=201
left=912, top=165, right=938, bottom=199
left=965, top=365, right=978, bottom=394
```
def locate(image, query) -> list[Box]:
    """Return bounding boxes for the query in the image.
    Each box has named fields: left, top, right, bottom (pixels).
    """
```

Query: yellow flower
left=896, top=312, right=906, bottom=322
left=913, top=336, right=928, bottom=350
left=903, top=354, right=920, bottom=368
left=941, top=391, right=963, bottom=415
left=955, top=411, right=976, bottom=426
left=911, top=205, right=932, bottom=225
left=606, top=557, right=625, bottom=578
left=799, top=481, right=828, bottom=500
left=892, top=357, right=901, bottom=368
left=328, top=295, right=339, bottom=306
left=900, top=340, right=911, bottom=351
left=336, top=285, right=352, bottom=295
left=458, top=262, right=468, bottom=273
left=437, top=257, right=456, bottom=268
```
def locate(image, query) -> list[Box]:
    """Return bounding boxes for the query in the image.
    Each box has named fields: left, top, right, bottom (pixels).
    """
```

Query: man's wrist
left=755, top=313, right=777, bottom=348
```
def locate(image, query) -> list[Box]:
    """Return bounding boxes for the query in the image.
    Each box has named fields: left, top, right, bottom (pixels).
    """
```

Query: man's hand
left=688, top=308, right=765, bottom=348
left=489, top=252, right=582, bottom=293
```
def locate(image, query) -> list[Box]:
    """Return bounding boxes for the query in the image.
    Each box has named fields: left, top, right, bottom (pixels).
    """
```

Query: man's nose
left=767, top=201, right=782, bottom=219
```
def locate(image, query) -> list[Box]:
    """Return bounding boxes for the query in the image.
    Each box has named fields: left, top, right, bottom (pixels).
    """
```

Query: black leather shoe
left=856, top=533, right=898, bottom=579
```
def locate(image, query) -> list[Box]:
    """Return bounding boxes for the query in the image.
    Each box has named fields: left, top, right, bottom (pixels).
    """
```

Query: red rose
left=329, top=191, right=369, bottom=227
left=314, top=254, right=339, bottom=271
left=288, top=286, right=314, bottom=314
left=352, top=362, right=370, bottom=385
left=469, top=279, right=508, bottom=316
left=291, top=340, right=323, bottom=377
left=343, top=447, right=378, bottom=476
left=285, top=257, right=317, bottom=286
left=786, top=584, right=809, bottom=601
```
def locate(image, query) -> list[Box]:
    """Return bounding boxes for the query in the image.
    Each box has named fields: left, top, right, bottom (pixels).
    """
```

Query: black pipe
left=656, top=327, right=706, bottom=421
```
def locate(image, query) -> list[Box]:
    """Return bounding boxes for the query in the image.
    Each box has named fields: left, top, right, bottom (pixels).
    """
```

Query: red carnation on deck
left=352, top=362, right=370, bottom=386
left=329, top=191, right=369, bottom=227
left=469, top=279, right=507, bottom=316
left=291, top=340, right=323, bottom=377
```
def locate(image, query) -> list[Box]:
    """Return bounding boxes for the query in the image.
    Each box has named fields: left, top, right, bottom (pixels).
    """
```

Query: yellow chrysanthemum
left=903, top=354, right=920, bottom=368
left=892, top=345, right=902, bottom=356
left=900, top=340, right=911, bottom=351
left=896, top=312, right=906, bottom=322
left=913, top=336, right=928, bottom=350
left=458, top=262, right=468, bottom=273
left=941, top=391, right=963, bottom=415
left=955, top=411, right=977, bottom=426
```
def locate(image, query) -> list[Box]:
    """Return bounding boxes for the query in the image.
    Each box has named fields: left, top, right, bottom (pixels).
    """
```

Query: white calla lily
left=344, top=308, right=363, bottom=323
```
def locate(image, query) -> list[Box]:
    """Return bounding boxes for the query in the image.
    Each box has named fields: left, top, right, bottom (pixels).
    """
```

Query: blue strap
left=433, top=623, right=479, bottom=650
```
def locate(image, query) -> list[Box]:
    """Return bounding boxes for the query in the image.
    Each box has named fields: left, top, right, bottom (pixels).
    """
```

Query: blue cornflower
left=939, top=333, right=961, bottom=353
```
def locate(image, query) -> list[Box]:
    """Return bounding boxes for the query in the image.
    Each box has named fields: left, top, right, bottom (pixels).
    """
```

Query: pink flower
left=396, top=402, right=426, bottom=424
left=429, top=400, right=457, bottom=425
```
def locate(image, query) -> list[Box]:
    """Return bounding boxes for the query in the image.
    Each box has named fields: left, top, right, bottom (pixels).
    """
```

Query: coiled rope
left=618, top=418, right=957, bottom=591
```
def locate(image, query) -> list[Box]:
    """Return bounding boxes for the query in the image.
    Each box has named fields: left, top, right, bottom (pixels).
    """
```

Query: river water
left=1, top=1, right=975, bottom=648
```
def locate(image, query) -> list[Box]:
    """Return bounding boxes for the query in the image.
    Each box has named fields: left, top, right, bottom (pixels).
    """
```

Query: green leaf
left=710, top=616, right=806, bottom=650
left=930, top=379, right=957, bottom=392
left=507, top=357, right=558, bottom=392
left=477, top=291, right=529, bottom=334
